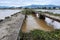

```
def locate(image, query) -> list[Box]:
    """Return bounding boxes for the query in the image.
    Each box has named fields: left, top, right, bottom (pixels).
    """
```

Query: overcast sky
left=0, top=0, right=60, bottom=7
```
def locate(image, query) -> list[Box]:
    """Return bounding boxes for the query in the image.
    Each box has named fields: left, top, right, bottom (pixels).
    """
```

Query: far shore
left=0, top=8, right=60, bottom=10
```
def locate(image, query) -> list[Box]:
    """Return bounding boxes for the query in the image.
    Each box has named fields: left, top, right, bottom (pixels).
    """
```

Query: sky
left=0, top=0, right=60, bottom=7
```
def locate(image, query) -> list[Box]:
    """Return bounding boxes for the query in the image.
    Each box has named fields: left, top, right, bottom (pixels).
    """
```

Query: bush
left=11, top=13, right=17, bottom=17
left=21, top=9, right=35, bottom=15
left=5, top=16, right=10, bottom=19
left=31, top=30, right=60, bottom=40
left=0, top=19, right=3, bottom=22
left=20, top=29, right=60, bottom=40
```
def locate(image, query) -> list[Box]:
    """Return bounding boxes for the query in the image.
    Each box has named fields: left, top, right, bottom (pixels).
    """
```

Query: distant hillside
left=0, top=6, right=17, bottom=9
left=0, top=6, right=10, bottom=8
left=22, top=5, right=60, bottom=9
left=0, top=5, right=60, bottom=9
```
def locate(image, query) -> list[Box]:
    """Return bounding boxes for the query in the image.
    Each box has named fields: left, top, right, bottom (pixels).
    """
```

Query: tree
left=53, top=7, right=56, bottom=9
left=48, top=7, right=51, bottom=9
left=42, top=7, right=47, bottom=9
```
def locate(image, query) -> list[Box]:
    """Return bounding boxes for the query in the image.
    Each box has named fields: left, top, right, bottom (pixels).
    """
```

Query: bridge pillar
left=39, top=14, right=45, bottom=20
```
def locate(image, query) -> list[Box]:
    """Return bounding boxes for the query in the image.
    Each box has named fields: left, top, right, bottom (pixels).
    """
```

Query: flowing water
left=22, top=15, right=54, bottom=32
left=0, top=9, right=20, bottom=19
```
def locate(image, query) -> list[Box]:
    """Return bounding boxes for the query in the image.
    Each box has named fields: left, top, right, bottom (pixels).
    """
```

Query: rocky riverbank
left=0, top=12, right=25, bottom=40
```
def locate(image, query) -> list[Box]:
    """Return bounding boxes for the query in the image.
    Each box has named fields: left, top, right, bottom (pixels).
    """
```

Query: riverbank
left=0, top=12, right=25, bottom=40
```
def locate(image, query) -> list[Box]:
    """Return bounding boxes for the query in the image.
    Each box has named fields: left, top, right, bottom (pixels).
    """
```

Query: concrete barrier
left=0, top=13, right=25, bottom=40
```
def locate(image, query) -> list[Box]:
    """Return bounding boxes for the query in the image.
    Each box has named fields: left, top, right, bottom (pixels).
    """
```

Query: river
left=0, top=9, right=60, bottom=30
left=22, top=14, right=60, bottom=32
left=22, top=15, right=54, bottom=32
left=0, top=9, right=20, bottom=19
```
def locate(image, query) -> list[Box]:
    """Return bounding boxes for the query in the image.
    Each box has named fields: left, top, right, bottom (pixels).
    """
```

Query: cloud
left=0, top=0, right=60, bottom=6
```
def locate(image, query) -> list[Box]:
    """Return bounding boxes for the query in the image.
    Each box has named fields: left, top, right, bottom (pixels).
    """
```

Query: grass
left=21, top=9, right=60, bottom=16
left=44, top=11, right=60, bottom=16
left=20, top=29, right=60, bottom=40
left=38, top=11, right=60, bottom=16
left=21, top=9, right=35, bottom=15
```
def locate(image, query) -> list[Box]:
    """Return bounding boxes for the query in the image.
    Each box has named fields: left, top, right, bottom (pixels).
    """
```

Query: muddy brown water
left=21, top=15, right=54, bottom=33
